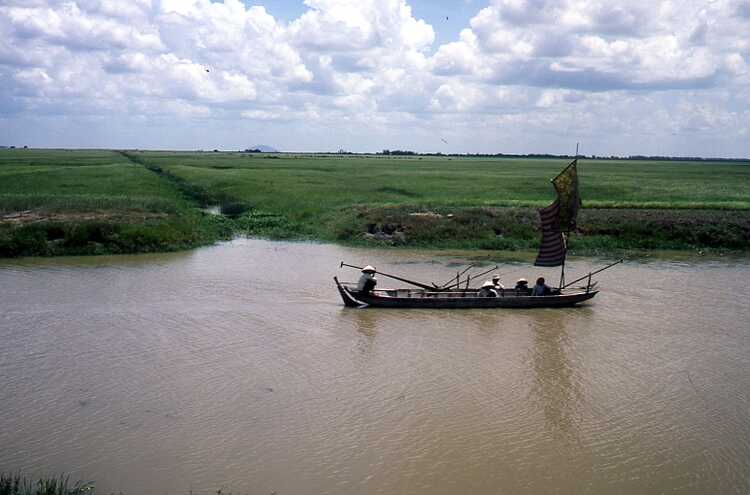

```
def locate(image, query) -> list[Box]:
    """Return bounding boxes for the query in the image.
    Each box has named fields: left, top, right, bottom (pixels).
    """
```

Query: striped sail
left=534, top=199, right=567, bottom=267
left=534, top=160, right=580, bottom=267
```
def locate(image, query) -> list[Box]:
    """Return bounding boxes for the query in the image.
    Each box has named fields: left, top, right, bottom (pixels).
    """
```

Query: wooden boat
left=335, top=158, right=621, bottom=309
left=334, top=277, right=598, bottom=309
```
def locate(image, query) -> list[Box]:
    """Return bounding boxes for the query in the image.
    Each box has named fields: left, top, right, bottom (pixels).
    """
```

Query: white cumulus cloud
left=0, top=0, right=748, bottom=156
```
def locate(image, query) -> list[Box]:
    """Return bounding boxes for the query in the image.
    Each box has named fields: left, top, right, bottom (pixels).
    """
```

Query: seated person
left=515, top=278, right=529, bottom=294
left=532, top=277, right=552, bottom=296
left=357, top=265, right=377, bottom=294
left=478, top=280, right=498, bottom=297
left=492, top=274, right=504, bottom=291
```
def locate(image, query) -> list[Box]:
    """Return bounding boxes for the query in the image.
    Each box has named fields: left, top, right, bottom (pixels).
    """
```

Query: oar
left=561, top=259, right=624, bottom=289
left=437, top=264, right=475, bottom=288
left=442, top=265, right=499, bottom=290
left=340, top=262, right=437, bottom=291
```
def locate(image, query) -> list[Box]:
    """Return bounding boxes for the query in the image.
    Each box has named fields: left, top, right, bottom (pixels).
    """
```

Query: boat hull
left=334, top=277, right=597, bottom=309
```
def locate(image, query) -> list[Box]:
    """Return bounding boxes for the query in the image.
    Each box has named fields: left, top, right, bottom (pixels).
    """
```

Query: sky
left=1, top=0, right=750, bottom=157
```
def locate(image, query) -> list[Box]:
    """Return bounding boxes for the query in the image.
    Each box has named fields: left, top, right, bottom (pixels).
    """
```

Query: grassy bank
left=0, top=473, right=92, bottom=495
left=2, top=149, right=749, bottom=257
left=139, top=151, right=750, bottom=252
left=332, top=205, right=750, bottom=253
left=0, top=150, right=231, bottom=257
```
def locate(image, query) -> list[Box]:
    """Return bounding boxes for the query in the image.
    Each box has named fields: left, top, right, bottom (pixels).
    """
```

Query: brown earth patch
left=1, top=210, right=169, bottom=225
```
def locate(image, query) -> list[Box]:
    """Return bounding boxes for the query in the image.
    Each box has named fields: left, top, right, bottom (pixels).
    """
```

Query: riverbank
left=0, top=150, right=233, bottom=257
left=0, top=473, right=92, bottom=495
left=2, top=149, right=749, bottom=257
left=327, top=205, right=750, bottom=253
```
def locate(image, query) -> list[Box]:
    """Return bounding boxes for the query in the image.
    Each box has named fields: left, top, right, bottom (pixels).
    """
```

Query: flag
left=552, top=159, right=581, bottom=232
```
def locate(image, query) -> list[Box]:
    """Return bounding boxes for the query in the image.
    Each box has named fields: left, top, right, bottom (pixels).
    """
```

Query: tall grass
left=0, top=473, right=93, bottom=495
left=0, top=194, right=181, bottom=214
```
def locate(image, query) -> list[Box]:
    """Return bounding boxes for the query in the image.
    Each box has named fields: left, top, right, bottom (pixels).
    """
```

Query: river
left=1, top=239, right=749, bottom=494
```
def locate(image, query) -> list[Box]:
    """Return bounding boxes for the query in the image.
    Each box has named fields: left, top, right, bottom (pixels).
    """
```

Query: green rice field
left=1, top=149, right=749, bottom=256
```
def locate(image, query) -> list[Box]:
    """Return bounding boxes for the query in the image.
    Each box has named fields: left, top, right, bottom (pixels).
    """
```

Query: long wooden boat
left=334, top=277, right=598, bottom=309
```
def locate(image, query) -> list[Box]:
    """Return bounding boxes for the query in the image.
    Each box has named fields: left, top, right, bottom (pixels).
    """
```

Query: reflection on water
left=1, top=239, right=750, bottom=495
left=529, top=310, right=585, bottom=443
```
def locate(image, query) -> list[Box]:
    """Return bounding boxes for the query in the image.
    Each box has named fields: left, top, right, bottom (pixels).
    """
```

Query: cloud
left=434, top=0, right=730, bottom=92
left=0, top=0, right=749, bottom=156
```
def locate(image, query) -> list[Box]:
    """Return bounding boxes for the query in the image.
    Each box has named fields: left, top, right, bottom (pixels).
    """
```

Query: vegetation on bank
left=140, top=151, right=750, bottom=252
left=0, top=473, right=92, bottom=495
left=1, top=149, right=749, bottom=257
left=0, top=150, right=231, bottom=257
left=332, top=205, right=750, bottom=252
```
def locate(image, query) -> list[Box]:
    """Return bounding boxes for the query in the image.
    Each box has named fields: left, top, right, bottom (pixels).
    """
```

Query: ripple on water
left=1, top=240, right=750, bottom=494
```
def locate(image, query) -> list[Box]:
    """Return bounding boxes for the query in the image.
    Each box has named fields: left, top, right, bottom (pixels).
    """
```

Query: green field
left=0, top=150, right=230, bottom=256
left=2, top=149, right=749, bottom=256
left=142, top=152, right=750, bottom=212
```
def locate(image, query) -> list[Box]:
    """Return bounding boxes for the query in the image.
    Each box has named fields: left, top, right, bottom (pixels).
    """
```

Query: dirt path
left=1, top=210, right=168, bottom=225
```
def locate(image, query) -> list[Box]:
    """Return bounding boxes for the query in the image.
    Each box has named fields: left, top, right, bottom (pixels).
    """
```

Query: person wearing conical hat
left=515, top=277, right=529, bottom=295
left=491, top=273, right=504, bottom=290
left=357, top=265, right=377, bottom=294
left=478, top=280, right=498, bottom=298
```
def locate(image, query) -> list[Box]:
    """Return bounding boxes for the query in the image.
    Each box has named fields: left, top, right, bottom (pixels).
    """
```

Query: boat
left=334, top=158, right=621, bottom=309
left=334, top=277, right=598, bottom=309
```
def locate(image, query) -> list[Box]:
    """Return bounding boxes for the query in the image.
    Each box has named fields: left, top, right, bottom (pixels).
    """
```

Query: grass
left=136, top=151, right=750, bottom=251
left=0, top=473, right=93, bottom=495
left=141, top=152, right=750, bottom=215
left=0, top=150, right=231, bottom=257
left=2, top=149, right=749, bottom=256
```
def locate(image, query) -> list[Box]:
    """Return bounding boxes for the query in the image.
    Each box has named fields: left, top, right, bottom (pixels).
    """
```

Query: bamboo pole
left=561, top=259, right=624, bottom=289
left=340, top=262, right=438, bottom=291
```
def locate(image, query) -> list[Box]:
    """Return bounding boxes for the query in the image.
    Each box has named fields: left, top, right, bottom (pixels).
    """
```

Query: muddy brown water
left=1, top=239, right=749, bottom=494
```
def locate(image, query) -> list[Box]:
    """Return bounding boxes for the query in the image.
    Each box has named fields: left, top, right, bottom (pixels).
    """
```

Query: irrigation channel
left=1, top=239, right=749, bottom=494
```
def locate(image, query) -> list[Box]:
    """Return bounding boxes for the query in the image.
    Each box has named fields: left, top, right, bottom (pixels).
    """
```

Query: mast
left=559, top=234, right=566, bottom=288
left=559, top=143, right=578, bottom=288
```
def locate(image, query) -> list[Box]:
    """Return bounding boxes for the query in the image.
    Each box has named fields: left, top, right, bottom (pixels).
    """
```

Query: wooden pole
left=443, top=265, right=499, bottom=290
left=340, top=262, right=437, bottom=291
left=561, top=259, right=624, bottom=289
left=558, top=233, right=567, bottom=288
left=437, top=264, right=475, bottom=288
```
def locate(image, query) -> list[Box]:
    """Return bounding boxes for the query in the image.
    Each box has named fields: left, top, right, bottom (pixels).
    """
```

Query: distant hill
left=250, top=144, right=279, bottom=153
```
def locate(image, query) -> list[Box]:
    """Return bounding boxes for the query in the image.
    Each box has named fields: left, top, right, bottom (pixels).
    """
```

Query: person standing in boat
left=478, top=280, right=499, bottom=297
left=357, top=265, right=377, bottom=294
left=532, top=277, right=552, bottom=296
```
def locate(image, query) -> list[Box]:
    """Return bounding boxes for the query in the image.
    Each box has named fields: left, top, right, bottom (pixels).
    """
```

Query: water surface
left=1, top=240, right=749, bottom=494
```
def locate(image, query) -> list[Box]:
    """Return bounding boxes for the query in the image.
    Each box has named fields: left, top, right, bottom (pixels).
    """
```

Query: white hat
left=362, top=265, right=376, bottom=273
left=492, top=274, right=500, bottom=280
left=481, top=280, right=495, bottom=288
left=516, top=278, right=527, bottom=284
